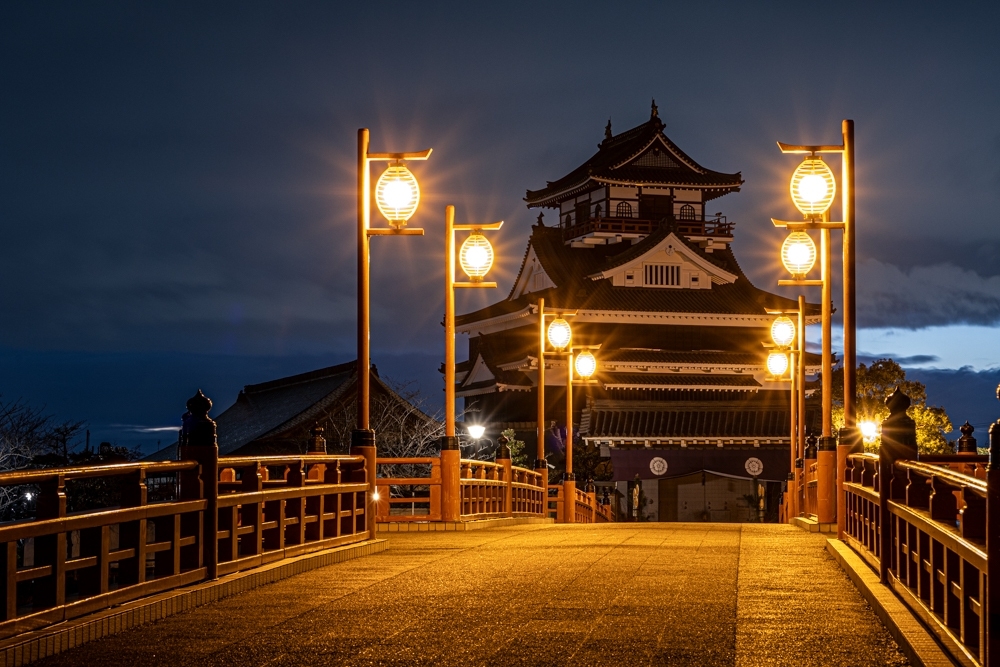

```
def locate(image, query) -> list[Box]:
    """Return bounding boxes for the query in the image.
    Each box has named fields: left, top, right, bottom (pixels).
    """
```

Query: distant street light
left=766, top=351, right=790, bottom=378
left=859, top=420, right=879, bottom=445
left=467, top=424, right=486, bottom=440
left=770, top=316, right=796, bottom=349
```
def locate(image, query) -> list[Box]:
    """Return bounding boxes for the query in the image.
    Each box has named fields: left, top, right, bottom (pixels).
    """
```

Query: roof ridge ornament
left=535, top=212, right=545, bottom=227
left=605, top=119, right=612, bottom=142
left=651, top=99, right=658, bottom=119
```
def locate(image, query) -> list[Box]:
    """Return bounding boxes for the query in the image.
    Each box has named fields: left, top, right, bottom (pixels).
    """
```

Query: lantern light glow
left=770, top=316, right=796, bottom=349
left=766, top=351, right=789, bottom=377
left=859, top=420, right=879, bottom=444
left=375, top=164, right=420, bottom=226
left=467, top=424, right=486, bottom=440
left=790, top=156, right=836, bottom=218
left=459, top=232, right=494, bottom=281
left=781, top=231, right=817, bottom=278
left=547, top=318, right=572, bottom=351
left=574, top=350, right=597, bottom=379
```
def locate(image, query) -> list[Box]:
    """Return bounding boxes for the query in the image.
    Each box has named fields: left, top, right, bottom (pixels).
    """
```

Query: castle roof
left=525, top=104, right=743, bottom=207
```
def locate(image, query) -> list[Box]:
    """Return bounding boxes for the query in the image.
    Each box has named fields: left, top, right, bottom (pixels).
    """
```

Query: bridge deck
left=38, top=524, right=908, bottom=666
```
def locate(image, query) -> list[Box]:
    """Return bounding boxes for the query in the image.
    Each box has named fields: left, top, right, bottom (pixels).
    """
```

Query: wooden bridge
left=0, top=388, right=996, bottom=665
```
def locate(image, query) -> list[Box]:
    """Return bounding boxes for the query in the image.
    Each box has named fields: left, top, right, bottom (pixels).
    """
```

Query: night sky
left=2, top=2, right=999, bottom=452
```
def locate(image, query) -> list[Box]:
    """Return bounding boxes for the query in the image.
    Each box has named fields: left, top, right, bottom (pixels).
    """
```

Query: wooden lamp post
left=355, top=129, right=431, bottom=538
left=442, top=206, right=502, bottom=521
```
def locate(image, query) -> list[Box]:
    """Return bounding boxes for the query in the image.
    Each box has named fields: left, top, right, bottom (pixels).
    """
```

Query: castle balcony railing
left=562, top=213, right=734, bottom=243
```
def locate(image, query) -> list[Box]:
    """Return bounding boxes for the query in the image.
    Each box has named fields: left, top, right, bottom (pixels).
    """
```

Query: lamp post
left=535, top=300, right=577, bottom=502
left=356, top=129, right=431, bottom=538
left=765, top=309, right=803, bottom=520
left=773, top=120, right=858, bottom=534
left=561, top=346, right=598, bottom=523
left=442, top=206, right=502, bottom=521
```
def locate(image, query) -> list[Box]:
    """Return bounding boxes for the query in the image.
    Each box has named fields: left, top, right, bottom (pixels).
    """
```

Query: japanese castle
left=454, top=103, right=819, bottom=521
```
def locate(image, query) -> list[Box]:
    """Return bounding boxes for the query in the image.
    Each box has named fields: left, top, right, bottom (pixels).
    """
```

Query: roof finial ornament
left=605, top=118, right=612, bottom=141
left=651, top=99, right=658, bottom=118
left=536, top=212, right=545, bottom=227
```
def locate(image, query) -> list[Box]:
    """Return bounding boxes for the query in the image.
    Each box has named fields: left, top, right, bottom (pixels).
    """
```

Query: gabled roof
left=587, top=226, right=738, bottom=285
left=525, top=104, right=743, bottom=207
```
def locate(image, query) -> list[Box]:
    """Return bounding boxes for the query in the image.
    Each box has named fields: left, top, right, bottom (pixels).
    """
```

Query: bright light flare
left=372, top=490, right=381, bottom=502
left=459, top=232, right=494, bottom=281
left=574, top=350, right=597, bottom=379
left=781, top=231, right=817, bottom=278
left=790, top=156, right=836, bottom=218
left=547, top=318, right=572, bottom=351
left=859, top=421, right=880, bottom=444
left=766, top=351, right=789, bottom=377
left=375, top=164, right=420, bottom=226
left=770, top=316, right=796, bottom=348
left=467, top=424, right=486, bottom=440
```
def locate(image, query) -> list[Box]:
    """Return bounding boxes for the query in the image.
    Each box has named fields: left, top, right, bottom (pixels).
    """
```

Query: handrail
left=0, top=452, right=371, bottom=641
left=843, top=450, right=988, bottom=666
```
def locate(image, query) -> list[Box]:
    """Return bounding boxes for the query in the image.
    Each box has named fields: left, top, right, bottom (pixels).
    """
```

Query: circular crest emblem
left=649, top=457, right=668, bottom=476
left=744, top=457, right=764, bottom=476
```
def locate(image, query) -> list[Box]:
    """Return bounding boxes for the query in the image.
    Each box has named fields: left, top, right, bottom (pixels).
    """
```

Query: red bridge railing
left=840, top=387, right=1000, bottom=667
left=0, top=453, right=371, bottom=641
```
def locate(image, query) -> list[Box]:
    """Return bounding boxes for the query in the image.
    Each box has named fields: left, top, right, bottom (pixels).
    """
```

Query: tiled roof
left=601, top=374, right=761, bottom=389
left=589, top=406, right=790, bottom=438
left=458, top=224, right=816, bottom=328
left=525, top=113, right=742, bottom=207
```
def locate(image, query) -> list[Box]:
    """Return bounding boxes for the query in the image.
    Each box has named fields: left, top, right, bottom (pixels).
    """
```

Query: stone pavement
left=38, top=523, right=909, bottom=666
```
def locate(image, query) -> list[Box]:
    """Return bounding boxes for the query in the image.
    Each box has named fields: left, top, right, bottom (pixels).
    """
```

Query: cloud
left=857, top=260, right=1000, bottom=328
left=857, top=353, right=940, bottom=366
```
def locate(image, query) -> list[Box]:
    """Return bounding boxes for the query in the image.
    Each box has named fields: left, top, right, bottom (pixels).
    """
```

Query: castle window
left=594, top=203, right=602, bottom=219
left=679, top=204, right=696, bottom=221
left=625, top=270, right=635, bottom=285
left=616, top=201, right=632, bottom=218
left=644, top=264, right=681, bottom=287
left=564, top=214, right=572, bottom=228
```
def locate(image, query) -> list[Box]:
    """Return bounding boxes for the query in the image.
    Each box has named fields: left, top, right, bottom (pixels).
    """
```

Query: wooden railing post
left=179, top=390, right=219, bottom=580
left=987, top=383, right=1000, bottom=667
left=838, top=426, right=862, bottom=538
left=879, top=388, right=917, bottom=584
left=440, top=437, right=461, bottom=522
left=496, top=439, right=513, bottom=518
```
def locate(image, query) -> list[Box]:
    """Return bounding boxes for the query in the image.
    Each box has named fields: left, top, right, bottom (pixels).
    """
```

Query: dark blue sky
left=2, top=2, right=999, bottom=450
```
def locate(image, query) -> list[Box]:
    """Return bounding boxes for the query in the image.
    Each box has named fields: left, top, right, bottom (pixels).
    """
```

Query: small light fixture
left=372, top=489, right=381, bottom=502
left=375, top=163, right=420, bottom=226
left=766, top=351, right=789, bottom=378
left=859, top=420, right=879, bottom=444
left=547, top=318, right=572, bottom=352
left=467, top=424, right=486, bottom=440
left=790, top=156, right=836, bottom=218
left=781, top=231, right=817, bottom=279
left=770, top=316, right=796, bottom=349
left=459, top=232, right=494, bottom=282
left=575, top=350, right=597, bottom=379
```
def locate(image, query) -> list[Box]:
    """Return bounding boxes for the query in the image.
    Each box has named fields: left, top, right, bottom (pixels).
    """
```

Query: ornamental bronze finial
left=651, top=99, right=658, bottom=118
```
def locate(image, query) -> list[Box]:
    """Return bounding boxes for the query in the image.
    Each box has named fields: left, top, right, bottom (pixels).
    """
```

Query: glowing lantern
left=790, top=156, right=836, bottom=218
left=574, top=350, right=597, bottom=379
left=766, top=351, right=789, bottom=378
left=375, top=164, right=420, bottom=226
left=781, top=231, right=817, bottom=279
left=770, top=316, right=796, bottom=349
left=459, top=232, right=494, bottom=281
left=547, top=318, right=572, bottom=352
left=467, top=424, right=486, bottom=440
